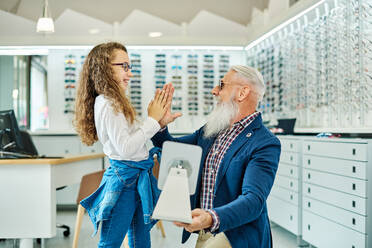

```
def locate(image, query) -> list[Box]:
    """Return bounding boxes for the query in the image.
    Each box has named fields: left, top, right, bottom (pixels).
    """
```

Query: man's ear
left=237, top=86, right=250, bottom=102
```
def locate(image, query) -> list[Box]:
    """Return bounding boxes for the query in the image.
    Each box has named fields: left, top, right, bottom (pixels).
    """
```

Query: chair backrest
left=76, top=170, right=105, bottom=204
left=77, top=158, right=159, bottom=204
left=152, top=155, right=160, bottom=179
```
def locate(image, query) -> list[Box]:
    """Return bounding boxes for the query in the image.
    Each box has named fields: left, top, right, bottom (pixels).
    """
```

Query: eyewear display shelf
left=246, top=0, right=372, bottom=133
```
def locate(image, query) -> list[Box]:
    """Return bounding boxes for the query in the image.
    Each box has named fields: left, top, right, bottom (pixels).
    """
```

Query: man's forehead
left=224, top=70, right=236, bottom=80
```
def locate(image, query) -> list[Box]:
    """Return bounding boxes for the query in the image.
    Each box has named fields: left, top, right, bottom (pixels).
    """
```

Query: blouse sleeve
left=102, top=103, right=160, bottom=158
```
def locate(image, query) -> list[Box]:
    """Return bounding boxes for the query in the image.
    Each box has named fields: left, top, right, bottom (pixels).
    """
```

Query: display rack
left=246, top=0, right=372, bottom=132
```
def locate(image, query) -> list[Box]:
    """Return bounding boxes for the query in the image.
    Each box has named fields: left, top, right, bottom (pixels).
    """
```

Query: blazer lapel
left=214, top=115, right=262, bottom=191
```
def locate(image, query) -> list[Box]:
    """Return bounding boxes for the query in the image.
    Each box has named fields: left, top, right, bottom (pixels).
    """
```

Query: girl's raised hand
left=147, top=89, right=168, bottom=122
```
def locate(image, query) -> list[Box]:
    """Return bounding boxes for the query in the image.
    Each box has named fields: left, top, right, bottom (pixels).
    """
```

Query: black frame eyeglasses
left=111, top=62, right=132, bottom=72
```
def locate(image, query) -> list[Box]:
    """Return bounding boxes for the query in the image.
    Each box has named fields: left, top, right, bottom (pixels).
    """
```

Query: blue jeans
left=98, top=174, right=151, bottom=248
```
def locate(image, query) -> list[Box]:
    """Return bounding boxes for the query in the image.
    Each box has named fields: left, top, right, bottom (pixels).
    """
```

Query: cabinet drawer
left=303, top=141, right=367, bottom=161
left=303, top=155, right=367, bottom=180
left=303, top=211, right=366, bottom=248
left=274, top=175, right=299, bottom=192
left=303, top=197, right=366, bottom=233
left=267, top=196, right=300, bottom=235
left=303, top=183, right=366, bottom=215
left=278, top=138, right=299, bottom=152
left=271, top=186, right=299, bottom=205
left=280, top=151, right=299, bottom=165
left=32, top=136, right=81, bottom=156
left=277, top=163, right=299, bottom=179
left=303, top=169, right=366, bottom=197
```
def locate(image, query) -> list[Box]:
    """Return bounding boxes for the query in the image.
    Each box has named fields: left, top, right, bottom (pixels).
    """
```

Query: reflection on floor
left=0, top=210, right=301, bottom=248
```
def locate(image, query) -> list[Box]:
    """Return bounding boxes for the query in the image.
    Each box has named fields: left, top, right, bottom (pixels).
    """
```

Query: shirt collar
left=233, top=111, right=260, bottom=129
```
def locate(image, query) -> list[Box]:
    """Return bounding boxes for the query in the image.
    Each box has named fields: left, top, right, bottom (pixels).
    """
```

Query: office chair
left=72, top=156, right=165, bottom=248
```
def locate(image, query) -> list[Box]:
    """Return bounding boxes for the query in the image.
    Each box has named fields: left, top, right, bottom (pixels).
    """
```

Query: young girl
left=74, top=42, right=170, bottom=248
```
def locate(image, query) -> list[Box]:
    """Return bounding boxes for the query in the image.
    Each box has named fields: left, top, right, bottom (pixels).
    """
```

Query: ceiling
left=0, top=0, right=269, bottom=26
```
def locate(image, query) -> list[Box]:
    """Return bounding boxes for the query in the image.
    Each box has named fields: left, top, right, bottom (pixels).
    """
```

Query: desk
left=0, top=154, right=105, bottom=248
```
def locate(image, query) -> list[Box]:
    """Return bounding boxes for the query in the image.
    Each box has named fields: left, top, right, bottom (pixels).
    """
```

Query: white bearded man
left=153, top=65, right=281, bottom=248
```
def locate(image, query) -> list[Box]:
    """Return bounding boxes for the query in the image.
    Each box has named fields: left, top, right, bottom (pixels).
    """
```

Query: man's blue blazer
left=152, top=114, right=281, bottom=248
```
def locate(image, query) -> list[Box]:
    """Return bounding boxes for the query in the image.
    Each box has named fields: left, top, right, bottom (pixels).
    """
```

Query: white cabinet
left=32, top=135, right=81, bottom=156
left=268, top=136, right=372, bottom=248
left=301, top=138, right=372, bottom=248
left=267, top=136, right=303, bottom=239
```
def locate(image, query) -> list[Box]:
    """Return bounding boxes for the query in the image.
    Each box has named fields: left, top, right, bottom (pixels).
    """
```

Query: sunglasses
left=111, top=62, right=132, bottom=72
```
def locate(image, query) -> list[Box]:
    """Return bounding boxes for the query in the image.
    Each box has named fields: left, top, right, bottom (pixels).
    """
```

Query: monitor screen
left=0, top=109, right=25, bottom=154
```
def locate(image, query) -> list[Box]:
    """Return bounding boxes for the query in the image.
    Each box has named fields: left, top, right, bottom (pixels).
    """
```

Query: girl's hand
left=148, top=89, right=168, bottom=121
left=159, top=83, right=182, bottom=128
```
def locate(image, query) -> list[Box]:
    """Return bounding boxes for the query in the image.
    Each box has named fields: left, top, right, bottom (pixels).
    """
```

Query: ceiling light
left=36, top=0, right=54, bottom=33
left=148, top=32, right=163, bottom=38
left=89, top=28, right=100, bottom=34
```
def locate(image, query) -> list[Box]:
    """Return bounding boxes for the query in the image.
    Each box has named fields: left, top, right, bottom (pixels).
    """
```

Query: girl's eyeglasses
left=111, top=62, right=132, bottom=72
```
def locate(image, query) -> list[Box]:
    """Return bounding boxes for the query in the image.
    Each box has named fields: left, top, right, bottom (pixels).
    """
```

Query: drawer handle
left=65, top=149, right=69, bottom=154
left=290, top=156, right=293, bottom=161
left=352, top=148, right=356, bottom=155
left=307, top=224, right=311, bottom=230
left=352, top=218, right=356, bottom=225
left=290, top=143, right=293, bottom=149
left=308, top=202, right=311, bottom=208
left=352, top=201, right=356, bottom=208
left=290, top=182, right=293, bottom=187
left=307, top=145, right=311, bottom=151
left=290, top=215, right=293, bottom=221
left=307, top=159, right=311, bottom=165
left=352, top=183, right=356, bottom=190
left=352, top=166, right=356, bottom=173
left=308, top=173, right=311, bottom=179
left=308, top=187, right=311, bottom=193
left=290, top=195, right=293, bottom=200
left=290, top=169, right=293, bottom=175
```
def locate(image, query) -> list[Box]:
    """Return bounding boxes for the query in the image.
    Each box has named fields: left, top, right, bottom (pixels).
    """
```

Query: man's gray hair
left=231, top=65, right=265, bottom=101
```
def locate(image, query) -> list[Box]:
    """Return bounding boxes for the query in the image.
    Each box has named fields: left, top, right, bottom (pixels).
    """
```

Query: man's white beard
left=203, top=98, right=239, bottom=138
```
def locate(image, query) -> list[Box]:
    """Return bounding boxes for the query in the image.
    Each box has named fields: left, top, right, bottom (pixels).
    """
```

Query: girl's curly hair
left=74, top=42, right=136, bottom=146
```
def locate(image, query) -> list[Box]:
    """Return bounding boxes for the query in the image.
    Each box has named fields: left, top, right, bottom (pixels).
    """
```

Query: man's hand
left=159, top=83, right=182, bottom=128
left=173, top=209, right=213, bottom=233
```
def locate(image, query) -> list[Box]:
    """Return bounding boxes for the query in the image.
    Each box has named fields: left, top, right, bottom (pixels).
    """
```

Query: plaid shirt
left=201, top=112, right=260, bottom=232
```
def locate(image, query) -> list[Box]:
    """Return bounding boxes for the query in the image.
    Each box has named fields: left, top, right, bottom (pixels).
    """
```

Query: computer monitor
left=0, top=109, right=25, bottom=154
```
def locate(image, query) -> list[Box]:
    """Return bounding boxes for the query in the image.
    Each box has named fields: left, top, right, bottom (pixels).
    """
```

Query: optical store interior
left=1, top=0, right=372, bottom=247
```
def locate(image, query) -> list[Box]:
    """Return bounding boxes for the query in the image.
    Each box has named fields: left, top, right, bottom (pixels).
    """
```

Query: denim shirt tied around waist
left=80, top=147, right=161, bottom=236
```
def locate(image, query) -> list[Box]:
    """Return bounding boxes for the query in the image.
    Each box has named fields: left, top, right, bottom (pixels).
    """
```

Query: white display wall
left=47, top=47, right=245, bottom=134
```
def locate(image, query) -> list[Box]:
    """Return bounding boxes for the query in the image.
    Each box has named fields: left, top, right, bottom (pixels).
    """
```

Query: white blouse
left=94, top=95, right=160, bottom=161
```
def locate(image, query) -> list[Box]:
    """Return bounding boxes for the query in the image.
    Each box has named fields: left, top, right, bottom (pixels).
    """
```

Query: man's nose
left=211, top=85, right=219, bottom=96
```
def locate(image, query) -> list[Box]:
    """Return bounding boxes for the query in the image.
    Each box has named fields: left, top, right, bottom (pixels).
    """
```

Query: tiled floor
left=0, top=210, right=301, bottom=248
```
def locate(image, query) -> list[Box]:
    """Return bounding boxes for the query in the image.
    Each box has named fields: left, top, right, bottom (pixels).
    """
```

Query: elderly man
left=154, top=65, right=281, bottom=248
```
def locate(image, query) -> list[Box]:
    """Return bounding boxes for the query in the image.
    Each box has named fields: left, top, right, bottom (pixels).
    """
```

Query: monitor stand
left=152, top=167, right=192, bottom=224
